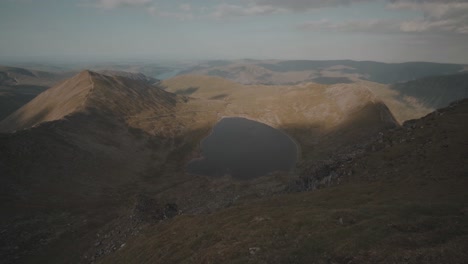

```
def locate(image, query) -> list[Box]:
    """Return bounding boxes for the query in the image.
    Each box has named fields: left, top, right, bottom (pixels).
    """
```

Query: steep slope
left=0, top=71, right=184, bottom=203
left=0, top=70, right=177, bottom=133
left=0, top=66, right=72, bottom=121
left=101, top=100, right=468, bottom=264
left=0, top=71, right=201, bottom=263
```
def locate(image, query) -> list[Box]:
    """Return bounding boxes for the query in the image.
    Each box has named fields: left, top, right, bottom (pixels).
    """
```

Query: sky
left=0, top=0, right=468, bottom=63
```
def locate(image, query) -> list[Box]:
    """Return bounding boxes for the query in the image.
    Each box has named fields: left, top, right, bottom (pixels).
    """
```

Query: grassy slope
left=101, top=100, right=468, bottom=264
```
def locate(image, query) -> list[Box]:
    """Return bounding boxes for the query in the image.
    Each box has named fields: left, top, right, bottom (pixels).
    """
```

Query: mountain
left=0, top=66, right=74, bottom=121
left=178, top=60, right=465, bottom=85
left=0, top=71, right=199, bottom=263
left=88, top=62, right=190, bottom=80
left=358, top=72, right=468, bottom=123
left=0, top=71, right=402, bottom=263
left=390, top=72, right=468, bottom=109
left=0, top=70, right=176, bottom=133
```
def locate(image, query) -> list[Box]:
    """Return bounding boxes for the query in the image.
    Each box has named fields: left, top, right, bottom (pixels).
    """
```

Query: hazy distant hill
left=88, top=62, right=190, bottom=80
left=390, top=72, right=468, bottom=109
left=98, top=70, right=161, bottom=85
left=179, top=60, right=465, bottom=85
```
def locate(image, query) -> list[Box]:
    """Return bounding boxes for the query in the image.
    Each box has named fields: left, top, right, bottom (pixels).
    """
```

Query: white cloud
left=297, top=0, right=468, bottom=35
left=211, top=4, right=286, bottom=18
left=254, top=0, right=370, bottom=11
left=88, top=0, right=468, bottom=34
left=179, top=3, right=191, bottom=12
left=147, top=6, right=194, bottom=20
left=298, top=19, right=401, bottom=33
left=94, top=0, right=152, bottom=9
left=387, top=0, right=468, bottom=34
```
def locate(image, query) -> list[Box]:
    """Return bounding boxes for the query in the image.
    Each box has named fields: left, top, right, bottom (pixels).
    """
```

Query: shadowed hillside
left=97, top=70, right=160, bottom=85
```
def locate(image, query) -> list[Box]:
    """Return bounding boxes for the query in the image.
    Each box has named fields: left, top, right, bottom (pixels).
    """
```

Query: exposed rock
left=249, top=247, right=261, bottom=255
left=132, top=195, right=179, bottom=223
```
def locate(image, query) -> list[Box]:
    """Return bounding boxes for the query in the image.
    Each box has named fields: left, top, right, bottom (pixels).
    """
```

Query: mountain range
left=0, top=61, right=467, bottom=263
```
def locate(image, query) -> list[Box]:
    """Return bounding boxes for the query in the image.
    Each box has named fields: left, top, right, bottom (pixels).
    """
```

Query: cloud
left=94, top=0, right=152, bottom=9
left=87, top=0, right=468, bottom=34
left=297, top=19, right=401, bottom=33
left=147, top=5, right=194, bottom=20
left=297, top=0, right=468, bottom=35
left=210, top=0, right=373, bottom=18
left=179, top=3, right=191, bottom=12
left=254, top=0, right=370, bottom=11
left=387, top=0, right=468, bottom=34
left=212, top=4, right=286, bottom=18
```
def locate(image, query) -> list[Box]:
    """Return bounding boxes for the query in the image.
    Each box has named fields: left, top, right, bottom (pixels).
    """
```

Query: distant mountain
left=359, top=72, right=468, bottom=123
left=178, top=60, right=465, bottom=85
left=88, top=62, right=189, bottom=80
left=390, top=72, right=468, bottom=109
left=98, top=70, right=160, bottom=85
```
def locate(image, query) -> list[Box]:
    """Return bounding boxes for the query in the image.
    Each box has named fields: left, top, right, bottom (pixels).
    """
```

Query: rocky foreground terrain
left=0, top=70, right=466, bottom=263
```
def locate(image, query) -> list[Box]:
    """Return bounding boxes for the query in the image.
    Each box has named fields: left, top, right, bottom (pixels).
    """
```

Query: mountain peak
left=0, top=70, right=179, bottom=133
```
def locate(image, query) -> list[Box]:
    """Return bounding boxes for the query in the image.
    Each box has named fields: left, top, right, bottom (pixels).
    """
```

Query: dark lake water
left=186, top=117, right=298, bottom=180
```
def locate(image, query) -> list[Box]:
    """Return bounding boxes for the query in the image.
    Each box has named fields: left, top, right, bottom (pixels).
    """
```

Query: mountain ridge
left=0, top=70, right=179, bottom=133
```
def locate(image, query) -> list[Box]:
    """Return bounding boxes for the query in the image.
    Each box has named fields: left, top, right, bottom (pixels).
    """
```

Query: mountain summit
left=0, top=70, right=177, bottom=133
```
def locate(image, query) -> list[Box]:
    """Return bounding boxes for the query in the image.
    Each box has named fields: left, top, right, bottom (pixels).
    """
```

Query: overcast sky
left=1, top=0, right=468, bottom=63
